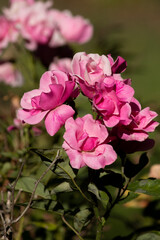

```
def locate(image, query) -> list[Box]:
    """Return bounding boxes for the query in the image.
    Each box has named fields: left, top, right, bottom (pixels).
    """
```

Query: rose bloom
left=115, top=98, right=159, bottom=142
left=93, top=80, right=134, bottom=127
left=0, top=62, right=23, bottom=87
left=3, top=0, right=33, bottom=23
left=72, top=52, right=128, bottom=98
left=10, top=0, right=34, bottom=4
left=49, top=10, right=93, bottom=45
left=62, top=114, right=117, bottom=169
left=17, top=70, right=77, bottom=136
left=0, top=16, right=18, bottom=52
left=49, top=58, right=72, bottom=73
left=18, top=1, right=55, bottom=50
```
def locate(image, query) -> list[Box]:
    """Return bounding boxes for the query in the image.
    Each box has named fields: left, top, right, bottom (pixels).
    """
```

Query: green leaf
left=88, top=183, right=101, bottom=200
left=124, top=153, right=149, bottom=178
left=99, top=191, right=109, bottom=208
left=137, top=233, right=160, bottom=240
left=74, top=208, right=92, bottom=232
left=15, top=177, right=50, bottom=199
left=30, top=199, right=64, bottom=215
left=51, top=182, right=73, bottom=194
left=128, top=178, right=160, bottom=196
left=31, top=148, right=76, bottom=180
left=119, top=191, right=139, bottom=204
left=32, top=221, right=57, bottom=231
left=1, top=162, right=12, bottom=175
left=55, top=161, right=76, bottom=180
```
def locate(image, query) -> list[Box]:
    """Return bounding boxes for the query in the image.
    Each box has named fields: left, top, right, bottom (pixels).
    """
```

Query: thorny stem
left=61, top=215, right=84, bottom=240
left=11, top=150, right=60, bottom=224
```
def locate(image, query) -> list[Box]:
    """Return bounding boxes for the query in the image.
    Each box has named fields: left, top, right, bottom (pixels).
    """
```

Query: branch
left=11, top=150, right=60, bottom=225
left=61, top=215, right=84, bottom=240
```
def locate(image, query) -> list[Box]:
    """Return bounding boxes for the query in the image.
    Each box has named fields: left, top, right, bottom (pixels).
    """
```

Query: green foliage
left=73, top=208, right=92, bottom=232
left=29, top=199, right=64, bottom=215
left=15, top=176, right=51, bottom=199
left=119, top=191, right=139, bottom=204
left=128, top=178, right=160, bottom=197
left=51, top=182, right=73, bottom=194
left=136, top=233, right=160, bottom=240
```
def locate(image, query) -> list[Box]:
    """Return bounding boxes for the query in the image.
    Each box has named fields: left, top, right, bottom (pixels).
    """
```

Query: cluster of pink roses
left=1, top=0, right=93, bottom=52
left=0, top=0, right=93, bottom=87
left=18, top=52, right=159, bottom=170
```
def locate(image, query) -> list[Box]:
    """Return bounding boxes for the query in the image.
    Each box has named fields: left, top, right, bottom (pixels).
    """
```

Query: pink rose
left=10, top=0, right=34, bottom=4
left=19, top=1, right=55, bottom=50
left=49, top=58, right=72, bottom=73
left=116, top=98, right=159, bottom=141
left=62, top=114, right=117, bottom=169
left=0, top=16, right=18, bottom=52
left=50, top=10, right=93, bottom=44
left=93, top=80, right=134, bottom=127
left=72, top=52, right=128, bottom=98
left=17, top=70, right=76, bottom=136
left=0, top=62, right=23, bottom=87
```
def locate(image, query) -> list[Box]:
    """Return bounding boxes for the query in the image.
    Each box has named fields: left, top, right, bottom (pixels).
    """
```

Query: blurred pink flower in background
left=50, top=10, right=93, bottom=45
left=10, top=0, right=34, bottom=3
left=63, top=114, right=117, bottom=169
left=18, top=1, right=55, bottom=50
left=0, top=16, right=18, bottom=52
left=17, top=70, right=77, bottom=136
left=0, top=62, right=23, bottom=87
left=3, top=1, right=93, bottom=50
left=49, top=58, right=72, bottom=73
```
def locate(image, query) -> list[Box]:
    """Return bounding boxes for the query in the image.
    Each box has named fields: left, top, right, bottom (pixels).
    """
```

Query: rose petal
left=45, top=104, right=75, bottom=136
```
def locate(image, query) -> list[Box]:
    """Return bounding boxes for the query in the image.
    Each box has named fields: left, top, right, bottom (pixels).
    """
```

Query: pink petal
left=103, top=115, right=120, bottom=128
left=39, top=71, right=53, bottom=91
left=83, top=144, right=117, bottom=169
left=83, top=114, right=108, bottom=143
left=116, top=81, right=134, bottom=102
left=17, top=108, right=48, bottom=124
left=111, top=56, right=127, bottom=73
left=20, top=89, right=42, bottom=109
left=44, top=104, right=75, bottom=136
left=63, top=117, right=84, bottom=151
left=39, top=84, right=64, bottom=110
left=60, top=80, right=75, bottom=104
left=62, top=142, right=86, bottom=169
left=71, top=52, right=85, bottom=75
